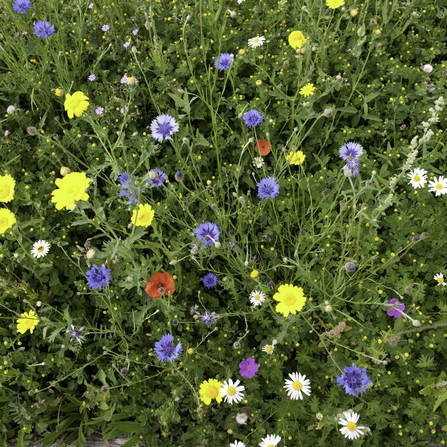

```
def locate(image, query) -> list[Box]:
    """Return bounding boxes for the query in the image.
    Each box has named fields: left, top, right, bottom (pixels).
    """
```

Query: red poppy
left=145, top=272, right=175, bottom=299
left=254, top=139, right=271, bottom=156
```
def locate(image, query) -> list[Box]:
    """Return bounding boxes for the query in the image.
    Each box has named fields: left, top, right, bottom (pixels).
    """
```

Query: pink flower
left=239, top=357, right=259, bottom=378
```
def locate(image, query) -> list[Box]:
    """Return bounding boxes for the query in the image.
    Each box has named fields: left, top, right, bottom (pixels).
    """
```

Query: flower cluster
left=339, top=141, right=363, bottom=177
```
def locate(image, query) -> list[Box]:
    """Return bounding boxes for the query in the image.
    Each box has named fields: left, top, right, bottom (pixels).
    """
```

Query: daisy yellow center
left=436, top=183, right=444, bottom=190
left=347, top=422, right=357, bottom=432
left=292, top=380, right=302, bottom=390
left=413, top=175, right=421, bottom=181
left=284, top=293, right=297, bottom=306
left=266, top=444, right=275, bottom=447
left=37, top=246, right=45, bottom=253
left=254, top=294, right=261, bottom=301
left=265, top=346, right=273, bottom=353
left=253, top=38, right=260, bottom=43
left=438, top=278, right=444, bottom=284
left=227, top=386, right=236, bottom=396
left=206, top=386, right=219, bottom=399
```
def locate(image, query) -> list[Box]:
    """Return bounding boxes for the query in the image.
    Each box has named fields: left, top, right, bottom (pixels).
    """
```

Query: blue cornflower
left=202, top=273, right=218, bottom=288
left=336, top=363, right=371, bottom=397
left=154, top=334, right=182, bottom=362
left=200, top=311, right=220, bottom=327
left=150, top=114, right=179, bottom=142
left=69, top=325, right=85, bottom=344
left=33, top=21, right=55, bottom=38
left=257, top=178, right=280, bottom=199
left=118, top=172, right=141, bottom=205
left=344, top=262, right=356, bottom=272
left=214, top=53, right=234, bottom=71
left=148, top=168, right=167, bottom=188
left=194, top=222, right=220, bottom=247
left=342, top=158, right=360, bottom=178
left=243, top=109, right=264, bottom=127
left=12, top=0, right=31, bottom=13
left=339, top=141, right=363, bottom=161
left=86, top=264, right=111, bottom=289
left=174, top=170, right=184, bottom=182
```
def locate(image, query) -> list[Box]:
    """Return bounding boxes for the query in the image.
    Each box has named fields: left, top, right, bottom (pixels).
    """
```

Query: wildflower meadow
left=1, top=0, right=447, bottom=446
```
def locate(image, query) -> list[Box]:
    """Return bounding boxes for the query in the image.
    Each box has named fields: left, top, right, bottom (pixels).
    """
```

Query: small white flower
left=31, top=240, right=50, bottom=258
left=248, top=36, right=266, bottom=48
left=428, top=176, right=447, bottom=196
left=338, top=410, right=366, bottom=440
left=262, top=344, right=274, bottom=354
left=249, top=290, right=265, bottom=306
left=283, top=372, right=311, bottom=400
left=407, top=167, right=428, bottom=188
left=237, top=0, right=245, bottom=3
left=235, top=412, right=249, bottom=425
left=220, top=379, right=245, bottom=404
left=259, top=434, right=281, bottom=447
left=230, top=441, right=246, bottom=447
left=253, top=156, right=264, bottom=169
left=422, top=64, right=433, bottom=73
left=434, top=273, right=447, bottom=286
left=6, top=105, right=16, bottom=114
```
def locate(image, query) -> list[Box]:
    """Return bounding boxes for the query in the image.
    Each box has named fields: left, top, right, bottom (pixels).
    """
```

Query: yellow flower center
left=436, top=183, right=444, bottom=190
left=227, top=386, right=236, bottom=396
left=265, top=346, right=273, bottom=353
left=266, top=444, right=275, bottom=447
left=438, top=277, right=444, bottom=284
left=253, top=37, right=260, bottom=43
left=37, top=246, right=45, bottom=253
left=413, top=175, right=421, bottom=182
left=284, top=293, right=297, bottom=307
left=0, top=217, right=8, bottom=226
left=347, top=422, right=357, bottom=432
left=292, top=380, right=302, bottom=391
left=67, top=186, right=80, bottom=197
left=254, top=294, right=261, bottom=301
left=206, top=386, right=219, bottom=399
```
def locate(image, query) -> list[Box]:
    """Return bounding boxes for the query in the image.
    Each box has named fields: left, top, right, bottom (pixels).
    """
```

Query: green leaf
left=336, top=106, right=358, bottom=114
left=434, top=390, right=447, bottom=412
left=362, top=113, right=382, bottom=122
left=195, top=131, right=210, bottom=147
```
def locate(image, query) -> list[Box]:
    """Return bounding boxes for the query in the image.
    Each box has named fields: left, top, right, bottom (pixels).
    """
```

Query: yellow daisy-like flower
left=326, top=0, right=345, bottom=8
left=17, top=310, right=39, bottom=335
left=273, top=284, right=306, bottom=317
left=0, top=209, right=16, bottom=233
left=288, top=31, right=307, bottom=50
left=0, top=174, right=16, bottom=202
left=299, top=83, right=316, bottom=97
left=54, top=88, right=64, bottom=97
left=131, top=203, right=155, bottom=227
left=250, top=269, right=259, bottom=279
left=51, top=172, right=91, bottom=210
left=286, top=150, right=306, bottom=165
left=64, top=91, right=90, bottom=119
left=199, top=378, right=223, bottom=405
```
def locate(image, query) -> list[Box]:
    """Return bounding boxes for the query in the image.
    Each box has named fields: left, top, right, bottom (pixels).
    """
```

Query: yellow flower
left=51, top=172, right=91, bottom=210
left=199, top=378, right=223, bottom=405
left=64, top=91, right=90, bottom=119
left=288, top=31, right=307, bottom=50
left=17, top=310, right=39, bottom=335
left=286, top=150, right=306, bottom=165
left=0, top=209, right=16, bottom=233
left=54, top=88, right=63, bottom=97
left=273, top=284, right=306, bottom=317
left=299, top=83, right=316, bottom=97
left=0, top=174, right=16, bottom=202
left=131, top=204, right=155, bottom=227
left=326, top=0, right=345, bottom=8
left=250, top=269, right=259, bottom=279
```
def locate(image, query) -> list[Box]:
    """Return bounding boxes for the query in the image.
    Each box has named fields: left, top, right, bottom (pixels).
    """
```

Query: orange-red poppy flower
left=145, top=272, right=175, bottom=299
left=254, top=139, right=271, bottom=156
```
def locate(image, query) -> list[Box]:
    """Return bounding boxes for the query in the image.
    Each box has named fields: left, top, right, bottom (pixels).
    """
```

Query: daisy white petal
left=259, top=434, right=281, bottom=447
left=31, top=240, right=51, bottom=258
left=338, top=411, right=366, bottom=440
left=249, top=290, right=266, bottom=306
left=428, top=175, right=447, bottom=196
left=434, top=273, right=447, bottom=286
left=220, top=378, right=245, bottom=404
left=283, top=372, right=311, bottom=400
left=262, top=344, right=274, bottom=354
left=248, top=36, right=266, bottom=48
left=407, top=167, right=427, bottom=188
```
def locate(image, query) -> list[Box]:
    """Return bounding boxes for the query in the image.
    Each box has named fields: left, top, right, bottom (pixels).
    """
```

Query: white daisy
left=248, top=36, right=266, bottom=48
left=230, top=441, right=246, bottom=447
left=428, top=175, right=447, bottom=196
left=31, top=240, right=50, bottom=258
left=283, top=372, right=311, bottom=400
left=237, top=0, right=245, bottom=3
left=338, top=410, right=366, bottom=440
left=259, top=434, right=281, bottom=447
left=407, top=167, right=428, bottom=188
left=262, top=344, right=274, bottom=354
left=249, top=290, right=265, bottom=306
left=434, top=273, right=447, bottom=286
left=253, top=156, right=264, bottom=169
left=220, top=378, right=245, bottom=404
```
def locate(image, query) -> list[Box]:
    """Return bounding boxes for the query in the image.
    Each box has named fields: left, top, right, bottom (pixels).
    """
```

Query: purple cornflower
left=69, top=325, right=85, bottom=344
left=102, top=24, right=109, bottom=32
left=33, top=21, right=55, bottom=38
left=243, top=109, right=263, bottom=127
left=200, top=311, right=220, bottom=327
left=214, top=53, right=234, bottom=71
left=190, top=304, right=200, bottom=315
left=150, top=114, right=179, bottom=142
left=123, top=41, right=130, bottom=48
left=154, top=334, right=182, bottom=362
left=342, top=158, right=360, bottom=178
left=86, top=264, right=111, bottom=289
left=120, top=76, right=128, bottom=84
left=147, top=168, right=167, bottom=188
left=386, top=298, right=405, bottom=318
left=132, top=29, right=138, bottom=35
left=344, top=262, right=356, bottom=272
left=339, top=141, right=363, bottom=161
left=4, top=130, right=9, bottom=137
left=202, top=273, right=218, bottom=288
left=239, top=357, right=259, bottom=379
left=95, top=106, right=104, bottom=115
left=119, top=172, right=141, bottom=205
left=88, top=74, right=96, bottom=81
left=257, top=178, right=280, bottom=199
left=174, top=170, right=184, bottom=182
left=12, top=0, right=31, bottom=13
left=336, top=363, right=371, bottom=397
left=194, top=222, right=220, bottom=247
